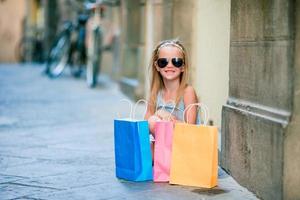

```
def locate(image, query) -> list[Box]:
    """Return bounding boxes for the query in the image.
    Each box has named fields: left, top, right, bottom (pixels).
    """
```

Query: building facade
left=119, top=1, right=300, bottom=200
left=221, top=1, right=300, bottom=200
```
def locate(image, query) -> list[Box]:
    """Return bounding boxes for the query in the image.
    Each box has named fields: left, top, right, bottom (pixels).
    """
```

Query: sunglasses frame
left=156, top=57, right=184, bottom=68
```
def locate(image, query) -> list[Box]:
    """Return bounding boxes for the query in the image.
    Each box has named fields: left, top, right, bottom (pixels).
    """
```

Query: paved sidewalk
left=0, top=64, right=259, bottom=200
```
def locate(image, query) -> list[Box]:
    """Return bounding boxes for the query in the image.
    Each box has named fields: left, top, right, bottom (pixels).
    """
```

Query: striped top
left=156, top=91, right=200, bottom=123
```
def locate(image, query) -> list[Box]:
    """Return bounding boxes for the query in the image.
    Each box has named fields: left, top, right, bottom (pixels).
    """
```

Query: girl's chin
left=163, top=72, right=177, bottom=76
left=163, top=75, right=180, bottom=81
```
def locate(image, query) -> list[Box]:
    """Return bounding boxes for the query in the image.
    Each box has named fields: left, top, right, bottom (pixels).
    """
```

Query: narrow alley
left=0, top=64, right=258, bottom=200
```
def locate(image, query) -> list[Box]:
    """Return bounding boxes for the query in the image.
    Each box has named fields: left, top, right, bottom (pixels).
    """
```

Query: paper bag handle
left=183, top=103, right=209, bottom=125
left=117, top=99, right=149, bottom=119
left=132, top=99, right=148, bottom=119
left=117, top=99, right=133, bottom=119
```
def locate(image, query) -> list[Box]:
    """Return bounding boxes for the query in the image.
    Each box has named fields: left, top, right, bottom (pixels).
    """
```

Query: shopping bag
left=153, top=101, right=176, bottom=182
left=114, top=99, right=153, bottom=181
left=153, top=121, right=173, bottom=182
left=169, top=103, right=218, bottom=188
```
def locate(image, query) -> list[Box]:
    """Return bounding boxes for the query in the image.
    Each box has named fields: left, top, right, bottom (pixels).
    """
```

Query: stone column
left=284, top=1, right=300, bottom=199
left=143, top=0, right=154, bottom=100
left=221, top=1, right=299, bottom=200
left=119, top=0, right=143, bottom=100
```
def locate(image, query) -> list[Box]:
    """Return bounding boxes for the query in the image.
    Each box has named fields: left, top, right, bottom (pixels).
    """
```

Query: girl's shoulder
left=184, top=85, right=197, bottom=96
left=183, top=85, right=198, bottom=103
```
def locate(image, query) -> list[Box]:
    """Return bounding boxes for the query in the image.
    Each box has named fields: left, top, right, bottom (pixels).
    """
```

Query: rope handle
left=132, top=99, right=148, bottom=119
left=117, top=99, right=133, bottom=119
left=117, top=99, right=148, bottom=119
left=183, top=103, right=209, bottom=125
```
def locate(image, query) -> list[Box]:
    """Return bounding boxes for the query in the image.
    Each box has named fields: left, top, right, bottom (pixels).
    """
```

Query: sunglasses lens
left=157, top=58, right=168, bottom=68
left=172, top=58, right=184, bottom=68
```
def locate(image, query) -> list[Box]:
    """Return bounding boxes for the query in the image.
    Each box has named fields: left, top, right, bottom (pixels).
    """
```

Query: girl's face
left=155, top=45, right=184, bottom=82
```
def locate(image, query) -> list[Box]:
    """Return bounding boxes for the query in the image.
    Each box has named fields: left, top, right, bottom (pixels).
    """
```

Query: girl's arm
left=145, top=101, right=161, bottom=134
left=183, top=85, right=198, bottom=124
left=144, top=101, right=154, bottom=120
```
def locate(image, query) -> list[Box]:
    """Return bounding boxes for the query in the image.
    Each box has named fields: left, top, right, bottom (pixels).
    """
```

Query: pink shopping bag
left=153, top=121, right=173, bottom=182
left=152, top=97, right=177, bottom=183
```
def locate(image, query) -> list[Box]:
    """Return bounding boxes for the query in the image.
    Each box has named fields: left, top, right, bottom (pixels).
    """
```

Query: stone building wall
left=221, top=1, right=299, bottom=199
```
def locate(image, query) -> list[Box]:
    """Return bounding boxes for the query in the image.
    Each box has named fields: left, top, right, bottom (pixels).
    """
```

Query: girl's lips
left=164, top=69, right=175, bottom=73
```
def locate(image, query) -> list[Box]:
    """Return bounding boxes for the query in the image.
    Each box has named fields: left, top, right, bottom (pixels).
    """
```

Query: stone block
left=229, top=40, right=293, bottom=111
left=221, top=104, right=284, bottom=200
left=119, top=77, right=139, bottom=101
left=231, top=0, right=293, bottom=41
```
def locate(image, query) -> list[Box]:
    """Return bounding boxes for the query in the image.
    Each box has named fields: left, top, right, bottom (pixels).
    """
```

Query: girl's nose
left=166, top=60, right=173, bottom=68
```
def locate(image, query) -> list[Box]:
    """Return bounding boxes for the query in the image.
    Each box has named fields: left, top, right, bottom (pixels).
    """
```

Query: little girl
left=145, top=39, right=199, bottom=139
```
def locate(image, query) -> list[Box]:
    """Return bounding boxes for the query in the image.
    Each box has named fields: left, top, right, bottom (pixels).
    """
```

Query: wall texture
left=283, top=1, right=300, bottom=199
left=221, top=0, right=299, bottom=199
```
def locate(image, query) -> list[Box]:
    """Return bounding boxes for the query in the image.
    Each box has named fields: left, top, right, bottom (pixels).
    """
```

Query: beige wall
left=0, top=0, right=26, bottom=62
left=191, top=0, right=231, bottom=128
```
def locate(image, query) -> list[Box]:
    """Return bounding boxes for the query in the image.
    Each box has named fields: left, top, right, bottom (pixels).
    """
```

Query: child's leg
left=148, top=115, right=160, bottom=163
left=151, top=141, right=154, bottom=164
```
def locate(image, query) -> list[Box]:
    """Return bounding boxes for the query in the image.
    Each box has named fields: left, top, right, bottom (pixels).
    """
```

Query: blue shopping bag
left=114, top=99, right=153, bottom=181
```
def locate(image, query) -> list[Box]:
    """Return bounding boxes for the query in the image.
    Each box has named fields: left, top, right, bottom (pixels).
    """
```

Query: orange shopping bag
left=169, top=103, right=218, bottom=188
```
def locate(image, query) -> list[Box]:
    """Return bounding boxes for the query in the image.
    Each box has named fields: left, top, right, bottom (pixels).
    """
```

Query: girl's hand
left=170, top=117, right=181, bottom=128
left=148, top=115, right=161, bottom=134
left=156, top=109, right=178, bottom=124
left=155, top=109, right=173, bottom=121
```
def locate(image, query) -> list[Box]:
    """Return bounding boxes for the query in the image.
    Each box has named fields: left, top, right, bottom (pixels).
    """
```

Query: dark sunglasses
left=156, top=57, right=184, bottom=68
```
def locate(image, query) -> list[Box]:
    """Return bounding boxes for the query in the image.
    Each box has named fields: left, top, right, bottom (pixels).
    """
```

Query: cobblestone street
left=0, top=64, right=259, bottom=200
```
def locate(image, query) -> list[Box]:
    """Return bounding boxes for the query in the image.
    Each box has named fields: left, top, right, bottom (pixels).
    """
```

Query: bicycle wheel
left=87, top=27, right=102, bottom=88
left=46, top=33, right=71, bottom=78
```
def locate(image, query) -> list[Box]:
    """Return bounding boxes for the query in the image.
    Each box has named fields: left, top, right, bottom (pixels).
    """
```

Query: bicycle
left=45, top=1, right=104, bottom=88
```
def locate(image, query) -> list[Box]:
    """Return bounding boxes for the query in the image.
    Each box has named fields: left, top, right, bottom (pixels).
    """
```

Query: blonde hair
left=148, top=39, right=190, bottom=114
